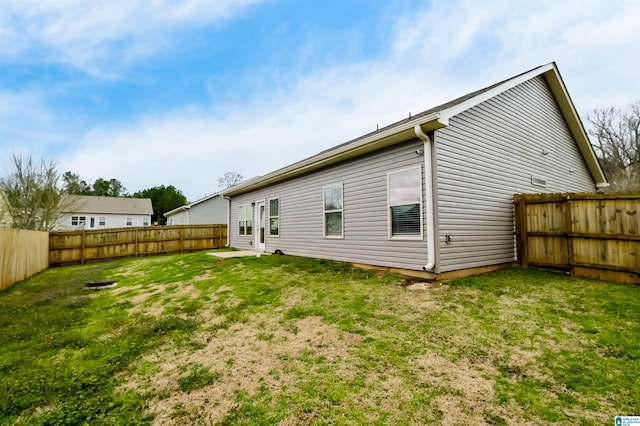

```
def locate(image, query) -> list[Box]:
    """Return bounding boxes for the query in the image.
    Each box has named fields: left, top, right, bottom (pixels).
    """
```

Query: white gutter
left=414, top=124, right=436, bottom=272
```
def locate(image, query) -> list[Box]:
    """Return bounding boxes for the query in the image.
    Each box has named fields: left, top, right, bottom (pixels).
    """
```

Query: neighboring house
left=164, top=192, right=228, bottom=225
left=223, top=63, right=608, bottom=277
left=54, top=195, right=154, bottom=231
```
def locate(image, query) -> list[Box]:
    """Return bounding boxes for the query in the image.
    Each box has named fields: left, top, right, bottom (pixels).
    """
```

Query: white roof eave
left=223, top=112, right=444, bottom=196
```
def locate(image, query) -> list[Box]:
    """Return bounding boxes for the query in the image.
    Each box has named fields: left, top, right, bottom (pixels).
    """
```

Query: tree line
left=0, top=153, right=243, bottom=230
left=59, top=171, right=188, bottom=225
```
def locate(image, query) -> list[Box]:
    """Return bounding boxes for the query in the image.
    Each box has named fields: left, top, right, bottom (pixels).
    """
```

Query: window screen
left=388, top=168, right=422, bottom=237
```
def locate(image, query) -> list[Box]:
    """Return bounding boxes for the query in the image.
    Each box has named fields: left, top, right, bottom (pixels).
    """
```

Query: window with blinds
left=388, top=167, right=423, bottom=239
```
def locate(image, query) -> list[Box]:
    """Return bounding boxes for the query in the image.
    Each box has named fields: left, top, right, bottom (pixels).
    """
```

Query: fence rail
left=49, top=224, right=227, bottom=266
left=1, top=228, right=49, bottom=291
left=514, top=192, right=640, bottom=284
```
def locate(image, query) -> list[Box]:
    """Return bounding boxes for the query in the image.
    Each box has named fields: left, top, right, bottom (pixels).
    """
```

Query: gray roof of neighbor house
left=62, top=195, right=154, bottom=215
left=163, top=192, right=223, bottom=217
left=223, top=62, right=607, bottom=197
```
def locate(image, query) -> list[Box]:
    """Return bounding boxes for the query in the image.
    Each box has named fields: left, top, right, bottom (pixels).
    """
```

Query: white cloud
left=390, top=0, right=640, bottom=110
left=0, top=0, right=270, bottom=76
left=63, top=63, right=440, bottom=200
left=0, top=91, right=74, bottom=163
left=18, top=0, right=640, bottom=200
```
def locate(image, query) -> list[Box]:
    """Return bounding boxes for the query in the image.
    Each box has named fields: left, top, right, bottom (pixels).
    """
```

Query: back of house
left=223, top=63, right=607, bottom=277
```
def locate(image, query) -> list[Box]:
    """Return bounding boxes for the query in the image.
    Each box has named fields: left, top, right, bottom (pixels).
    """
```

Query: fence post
left=134, top=228, right=139, bottom=258
left=81, top=230, right=86, bottom=265
left=519, top=197, right=528, bottom=268
left=514, top=195, right=521, bottom=265
left=180, top=226, right=184, bottom=253
left=564, top=197, right=575, bottom=275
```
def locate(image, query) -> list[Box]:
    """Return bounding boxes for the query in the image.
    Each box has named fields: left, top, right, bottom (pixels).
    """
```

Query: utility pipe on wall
left=414, top=124, right=436, bottom=272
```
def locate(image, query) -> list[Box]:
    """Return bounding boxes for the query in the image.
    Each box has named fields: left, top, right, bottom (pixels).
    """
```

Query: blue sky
left=1, top=0, right=639, bottom=201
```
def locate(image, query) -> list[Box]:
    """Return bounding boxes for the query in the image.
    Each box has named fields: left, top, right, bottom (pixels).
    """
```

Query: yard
left=1, top=252, right=638, bottom=425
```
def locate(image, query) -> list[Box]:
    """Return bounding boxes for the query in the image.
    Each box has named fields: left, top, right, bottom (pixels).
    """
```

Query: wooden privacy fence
left=1, top=228, right=49, bottom=291
left=515, top=192, right=640, bottom=284
left=49, top=224, right=227, bottom=266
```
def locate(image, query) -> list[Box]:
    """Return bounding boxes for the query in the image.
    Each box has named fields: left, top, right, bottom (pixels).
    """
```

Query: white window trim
left=126, top=217, right=133, bottom=226
left=254, top=199, right=266, bottom=249
left=238, top=205, right=246, bottom=235
left=323, top=183, right=344, bottom=239
left=387, top=166, right=424, bottom=240
left=71, top=215, right=86, bottom=226
left=238, top=203, right=254, bottom=236
left=269, top=197, right=280, bottom=238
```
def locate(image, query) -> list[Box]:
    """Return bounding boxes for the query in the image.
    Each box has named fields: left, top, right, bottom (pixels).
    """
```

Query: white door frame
left=255, top=200, right=266, bottom=252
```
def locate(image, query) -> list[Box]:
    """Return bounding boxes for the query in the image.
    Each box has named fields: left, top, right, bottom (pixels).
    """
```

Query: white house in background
left=164, top=192, right=228, bottom=225
left=54, top=195, right=154, bottom=231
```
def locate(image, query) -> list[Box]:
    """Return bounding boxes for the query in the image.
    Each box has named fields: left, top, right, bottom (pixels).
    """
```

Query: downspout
left=414, top=124, right=436, bottom=272
left=224, top=196, right=231, bottom=247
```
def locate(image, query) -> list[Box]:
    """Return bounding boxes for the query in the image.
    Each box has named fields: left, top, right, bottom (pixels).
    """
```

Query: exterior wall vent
left=531, top=175, right=548, bottom=188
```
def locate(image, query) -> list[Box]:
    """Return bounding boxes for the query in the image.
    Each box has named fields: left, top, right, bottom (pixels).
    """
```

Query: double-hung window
left=323, top=184, right=343, bottom=238
left=238, top=204, right=254, bottom=236
left=269, top=198, right=279, bottom=237
left=388, top=167, right=423, bottom=239
left=71, top=216, right=86, bottom=226
left=126, top=217, right=133, bottom=226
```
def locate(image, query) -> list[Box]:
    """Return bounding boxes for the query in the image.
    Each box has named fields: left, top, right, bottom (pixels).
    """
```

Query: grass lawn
left=1, top=252, right=638, bottom=425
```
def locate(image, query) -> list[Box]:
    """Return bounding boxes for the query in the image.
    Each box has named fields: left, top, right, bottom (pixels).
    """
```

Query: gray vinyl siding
left=229, top=142, right=430, bottom=270
left=434, top=75, right=596, bottom=273
left=188, top=196, right=228, bottom=224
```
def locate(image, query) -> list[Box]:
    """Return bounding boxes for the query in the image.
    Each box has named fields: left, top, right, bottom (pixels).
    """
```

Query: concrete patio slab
left=208, top=250, right=269, bottom=259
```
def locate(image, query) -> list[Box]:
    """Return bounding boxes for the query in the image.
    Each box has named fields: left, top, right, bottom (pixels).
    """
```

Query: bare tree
left=588, top=101, right=640, bottom=191
left=218, top=171, right=243, bottom=189
left=0, top=153, right=68, bottom=230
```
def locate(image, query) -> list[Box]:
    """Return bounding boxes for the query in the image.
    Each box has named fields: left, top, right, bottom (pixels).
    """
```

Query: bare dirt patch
left=414, top=349, right=550, bottom=425
left=120, top=313, right=364, bottom=425
left=414, top=351, right=499, bottom=424
left=116, top=281, right=204, bottom=317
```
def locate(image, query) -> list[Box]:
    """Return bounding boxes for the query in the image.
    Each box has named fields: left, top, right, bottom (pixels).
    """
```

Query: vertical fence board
left=515, top=192, right=640, bottom=284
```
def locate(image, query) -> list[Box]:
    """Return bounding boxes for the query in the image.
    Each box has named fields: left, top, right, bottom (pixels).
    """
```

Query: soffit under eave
left=224, top=118, right=445, bottom=196
left=166, top=204, right=191, bottom=215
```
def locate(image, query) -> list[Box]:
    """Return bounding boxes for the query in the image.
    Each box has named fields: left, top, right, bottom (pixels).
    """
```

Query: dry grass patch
left=3, top=253, right=638, bottom=425
left=121, top=312, right=364, bottom=425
